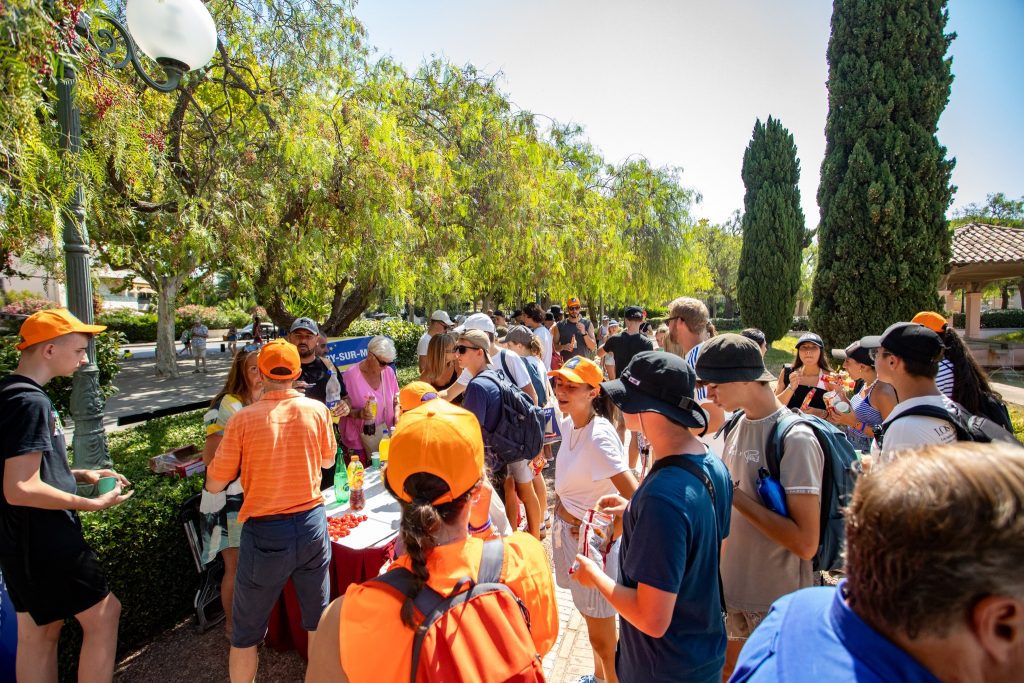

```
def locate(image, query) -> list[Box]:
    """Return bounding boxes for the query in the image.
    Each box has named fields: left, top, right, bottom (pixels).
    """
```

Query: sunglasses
left=868, top=348, right=892, bottom=362
left=568, top=306, right=581, bottom=312
left=455, top=345, right=480, bottom=355
left=373, top=354, right=392, bottom=365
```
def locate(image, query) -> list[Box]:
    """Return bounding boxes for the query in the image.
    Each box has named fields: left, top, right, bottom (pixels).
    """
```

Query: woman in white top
left=549, top=356, right=638, bottom=683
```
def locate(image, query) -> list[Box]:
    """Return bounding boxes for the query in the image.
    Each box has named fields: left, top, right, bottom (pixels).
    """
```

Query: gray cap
left=500, top=325, right=535, bottom=346
left=289, top=317, right=319, bottom=335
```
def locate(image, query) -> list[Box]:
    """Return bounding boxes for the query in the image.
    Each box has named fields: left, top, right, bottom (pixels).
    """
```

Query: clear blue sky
left=355, top=0, right=1024, bottom=226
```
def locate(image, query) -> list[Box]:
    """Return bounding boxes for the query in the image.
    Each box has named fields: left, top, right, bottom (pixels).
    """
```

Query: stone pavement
left=543, top=585, right=600, bottom=683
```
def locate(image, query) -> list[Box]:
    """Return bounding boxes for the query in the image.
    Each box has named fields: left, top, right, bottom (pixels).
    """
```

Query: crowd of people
left=0, top=300, right=1021, bottom=683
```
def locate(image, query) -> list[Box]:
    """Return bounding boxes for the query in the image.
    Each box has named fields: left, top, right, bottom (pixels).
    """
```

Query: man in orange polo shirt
left=206, top=339, right=336, bottom=683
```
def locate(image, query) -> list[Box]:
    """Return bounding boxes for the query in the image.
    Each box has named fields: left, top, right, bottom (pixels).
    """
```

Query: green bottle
left=333, top=446, right=350, bottom=504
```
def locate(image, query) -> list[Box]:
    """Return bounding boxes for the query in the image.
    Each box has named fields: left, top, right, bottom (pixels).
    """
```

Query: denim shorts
left=231, top=505, right=331, bottom=648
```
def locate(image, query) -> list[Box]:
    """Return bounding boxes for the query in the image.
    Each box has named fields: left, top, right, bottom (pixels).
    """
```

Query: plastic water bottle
left=379, top=426, right=391, bottom=466
left=757, top=467, right=789, bottom=517
left=333, top=448, right=349, bottom=505
left=363, top=395, right=377, bottom=436
left=348, top=456, right=365, bottom=511
left=325, top=369, right=341, bottom=413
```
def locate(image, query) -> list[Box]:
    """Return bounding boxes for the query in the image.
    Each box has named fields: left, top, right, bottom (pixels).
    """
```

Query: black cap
left=831, top=340, right=873, bottom=367
left=695, top=333, right=777, bottom=384
left=493, top=310, right=505, bottom=318
left=601, top=351, right=708, bottom=430
left=796, top=332, right=824, bottom=349
left=861, top=323, right=943, bottom=364
left=544, top=312, right=554, bottom=322
left=624, top=305, right=644, bottom=321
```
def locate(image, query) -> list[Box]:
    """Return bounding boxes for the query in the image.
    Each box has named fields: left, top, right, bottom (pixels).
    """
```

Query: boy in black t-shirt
left=599, top=306, right=655, bottom=468
left=0, top=309, right=134, bottom=682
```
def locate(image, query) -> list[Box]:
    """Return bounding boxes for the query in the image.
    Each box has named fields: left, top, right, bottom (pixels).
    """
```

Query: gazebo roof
left=942, top=223, right=1024, bottom=290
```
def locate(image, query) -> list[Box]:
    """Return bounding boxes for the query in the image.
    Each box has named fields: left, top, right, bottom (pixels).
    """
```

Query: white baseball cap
left=430, top=310, right=454, bottom=326
left=458, top=312, right=496, bottom=335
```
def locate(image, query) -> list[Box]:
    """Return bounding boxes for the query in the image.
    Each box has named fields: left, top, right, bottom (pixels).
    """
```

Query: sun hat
left=911, top=311, right=949, bottom=334
left=257, top=339, right=301, bottom=380
left=499, top=325, right=535, bottom=346
left=549, top=356, right=604, bottom=388
left=430, top=310, right=454, bottom=326
left=457, top=329, right=492, bottom=362
left=385, top=400, right=485, bottom=505
left=831, top=340, right=873, bottom=367
left=289, top=317, right=319, bottom=335
left=601, top=351, right=708, bottom=430
left=795, top=332, right=824, bottom=349
left=458, top=312, right=496, bottom=335
left=398, top=381, right=441, bottom=413
left=624, top=306, right=644, bottom=321
left=16, top=308, right=106, bottom=351
left=860, top=322, right=943, bottom=364
left=694, top=333, right=777, bottom=384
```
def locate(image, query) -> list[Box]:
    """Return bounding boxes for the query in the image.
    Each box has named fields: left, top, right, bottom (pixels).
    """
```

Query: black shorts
left=0, top=545, right=110, bottom=626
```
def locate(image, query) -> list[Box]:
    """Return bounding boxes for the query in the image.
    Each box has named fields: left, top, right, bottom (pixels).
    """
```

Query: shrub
left=0, top=331, right=124, bottom=417
left=1, top=296, right=60, bottom=315
left=952, top=312, right=965, bottom=329
left=710, top=317, right=742, bottom=331
left=791, top=316, right=810, bottom=331
left=342, top=318, right=423, bottom=367
left=176, top=304, right=231, bottom=329
left=97, top=310, right=160, bottom=344
left=950, top=309, right=1023, bottom=331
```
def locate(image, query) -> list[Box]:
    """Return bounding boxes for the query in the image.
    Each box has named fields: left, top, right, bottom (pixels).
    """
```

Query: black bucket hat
left=695, top=333, right=777, bottom=384
left=601, top=351, right=708, bottom=431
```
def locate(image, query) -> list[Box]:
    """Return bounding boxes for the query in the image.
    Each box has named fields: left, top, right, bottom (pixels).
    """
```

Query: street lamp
left=58, top=0, right=217, bottom=470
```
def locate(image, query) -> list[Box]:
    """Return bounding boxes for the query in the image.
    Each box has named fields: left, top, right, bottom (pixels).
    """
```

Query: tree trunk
left=1001, top=282, right=1010, bottom=309
left=154, top=275, right=184, bottom=378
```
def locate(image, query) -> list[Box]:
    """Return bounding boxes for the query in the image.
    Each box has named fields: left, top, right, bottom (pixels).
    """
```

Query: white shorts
left=552, top=516, right=619, bottom=619
left=193, top=346, right=207, bottom=358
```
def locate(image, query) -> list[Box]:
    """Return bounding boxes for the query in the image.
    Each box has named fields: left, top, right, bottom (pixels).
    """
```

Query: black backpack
left=473, top=369, right=546, bottom=468
left=877, top=400, right=1022, bottom=447
left=976, top=392, right=1014, bottom=432
left=721, top=409, right=859, bottom=572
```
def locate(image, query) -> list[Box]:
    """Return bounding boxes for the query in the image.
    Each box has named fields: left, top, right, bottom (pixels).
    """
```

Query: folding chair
left=179, top=493, right=226, bottom=632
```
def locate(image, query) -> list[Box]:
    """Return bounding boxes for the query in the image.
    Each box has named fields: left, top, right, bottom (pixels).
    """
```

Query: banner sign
left=326, top=336, right=374, bottom=372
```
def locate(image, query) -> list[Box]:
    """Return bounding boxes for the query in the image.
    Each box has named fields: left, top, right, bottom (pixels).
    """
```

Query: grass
left=989, top=331, right=1024, bottom=343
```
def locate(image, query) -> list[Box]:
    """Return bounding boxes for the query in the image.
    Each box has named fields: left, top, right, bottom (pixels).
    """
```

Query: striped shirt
left=209, top=389, right=336, bottom=522
left=685, top=342, right=707, bottom=402
left=935, top=359, right=955, bottom=399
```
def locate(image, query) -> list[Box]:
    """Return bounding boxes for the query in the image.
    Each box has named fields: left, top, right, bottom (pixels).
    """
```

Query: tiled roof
left=951, top=223, right=1024, bottom=266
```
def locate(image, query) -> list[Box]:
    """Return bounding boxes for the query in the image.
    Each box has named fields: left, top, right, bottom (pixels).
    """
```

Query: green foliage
left=0, top=331, right=124, bottom=416
left=0, top=296, right=60, bottom=315
left=693, top=216, right=742, bottom=318
left=710, top=318, right=743, bottom=331
left=989, top=331, right=1024, bottom=344
left=738, top=117, right=806, bottom=344
left=811, top=0, right=955, bottom=349
left=950, top=193, right=1024, bottom=228
left=96, top=310, right=160, bottom=343
left=341, top=319, right=424, bottom=367
left=951, top=309, right=1024, bottom=330
left=791, top=316, right=810, bottom=331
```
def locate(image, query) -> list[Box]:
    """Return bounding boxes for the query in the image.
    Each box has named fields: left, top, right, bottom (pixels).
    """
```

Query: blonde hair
left=667, top=297, right=709, bottom=334
left=845, top=442, right=1024, bottom=639
left=421, top=333, right=455, bottom=384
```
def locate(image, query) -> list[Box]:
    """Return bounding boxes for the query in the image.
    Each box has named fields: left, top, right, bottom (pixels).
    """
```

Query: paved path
left=992, top=381, right=1024, bottom=408
left=543, top=586, right=600, bottom=683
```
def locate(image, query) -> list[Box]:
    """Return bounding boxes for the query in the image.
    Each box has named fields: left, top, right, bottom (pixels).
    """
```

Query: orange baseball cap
left=549, top=355, right=604, bottom=387
left=385, top=400, right=484, bottom=505
left=912, top=311, right=949, bottom=334
left=16, top=308, right=106, bottom=350
left=398, top=381, right=441, bottom=413
left=566, top=296, right=581, bottom=307
left=257, top=339, right=301, bottom=380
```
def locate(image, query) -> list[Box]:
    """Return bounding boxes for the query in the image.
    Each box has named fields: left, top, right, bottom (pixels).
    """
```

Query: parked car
left=238, top=322, right=275, bottom=340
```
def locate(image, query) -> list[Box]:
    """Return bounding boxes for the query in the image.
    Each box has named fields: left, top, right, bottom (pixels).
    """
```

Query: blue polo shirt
left=616, top=448, right=732, bottom=683
left=730, top=581, right=942, bottom=682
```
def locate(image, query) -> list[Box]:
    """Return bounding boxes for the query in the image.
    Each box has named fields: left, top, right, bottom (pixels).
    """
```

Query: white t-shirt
left=554, top=416, right=629, bottom=521
left=457, top=348, right=531, bottom=390
left=416, top=332, right=433, bottom=357
left=534, top=324, right=553, bottom=370
left=874, top=395, right=957, bottom=462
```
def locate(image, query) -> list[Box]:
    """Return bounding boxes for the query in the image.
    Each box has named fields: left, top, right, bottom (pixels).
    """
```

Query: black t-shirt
left=0, top=375, right=83, bottom=555
left=299, top=357, right=347, bottom=405
left=782, top=366, right=829, bottom=411
left=603, top=331, right=656, bottom=377
left=556, top=318, right=594, bottom=361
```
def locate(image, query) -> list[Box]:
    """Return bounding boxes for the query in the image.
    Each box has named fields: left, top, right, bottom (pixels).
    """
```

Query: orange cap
left=548, top=355, right=604, bottom=387
left=257, top=339, right=301, bottom=380
left=16, top=308, right=106, bottom=350
left=912, top=311, right=948, bottom=334
left=385, top=400, right=484, bottom=505
left=566, top=296, right=581, bottom=307
left=398, top=381, right=441, bottom=413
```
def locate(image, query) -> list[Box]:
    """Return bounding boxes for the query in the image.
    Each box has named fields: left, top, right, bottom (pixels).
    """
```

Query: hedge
left=0, top=332, right=125, bottom=417
left=341, top=318, right=424, bottom=367
left=951, top=308, right=1024, bottom=330
left=59, top=411, right=207, bottom=680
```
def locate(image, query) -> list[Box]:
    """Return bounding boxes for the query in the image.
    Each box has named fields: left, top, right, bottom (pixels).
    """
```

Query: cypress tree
left=737, top=116, right=806, bottom=344
left=810, top=0, right=955, bottom=348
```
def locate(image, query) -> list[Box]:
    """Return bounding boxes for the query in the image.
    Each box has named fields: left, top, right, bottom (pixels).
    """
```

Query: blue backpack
left=722, top=410, right=859, bottom=572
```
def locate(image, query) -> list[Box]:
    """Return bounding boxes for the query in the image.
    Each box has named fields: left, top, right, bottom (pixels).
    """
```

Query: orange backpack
left=371, top=539, right=546, bottom=683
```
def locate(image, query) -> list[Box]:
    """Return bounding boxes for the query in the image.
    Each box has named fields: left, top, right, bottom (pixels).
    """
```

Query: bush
left=342, top=318, right=424, bottom=367
left=791, top=316, right=810, bottom=331
left=176, top=304, right=232, bottom=329
left=97, top=310, right=160, bottom=344
left=711, top=317, right=742, bottom=331
left=1, top=296, right=60, bottom=315
left=950, top=309, right=1023, bottom=330
left=57, top=411, right=207, bottom=680
left=0, top=331, right=125, bottom=417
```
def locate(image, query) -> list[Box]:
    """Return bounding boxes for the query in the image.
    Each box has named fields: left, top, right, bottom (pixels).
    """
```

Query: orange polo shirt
left=338, top=533, right=558, bottom=683
left=209, top=388, right=336, bottom=522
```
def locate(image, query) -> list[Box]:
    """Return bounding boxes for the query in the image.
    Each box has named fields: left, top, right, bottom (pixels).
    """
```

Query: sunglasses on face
left=373, top=354, right=391, bottom=365
left=568, top=307, right=581, bottom=312
left=455, top=345, right=480, bottom=355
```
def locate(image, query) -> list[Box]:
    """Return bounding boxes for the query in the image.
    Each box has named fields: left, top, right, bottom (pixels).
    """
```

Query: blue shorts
left=231, top=505, right=331, bottom=648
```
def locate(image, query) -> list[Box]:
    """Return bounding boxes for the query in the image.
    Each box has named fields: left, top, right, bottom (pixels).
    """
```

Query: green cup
left=97, top=476, right=118, bottom=495
left=370, top=452, right=381, bottom=468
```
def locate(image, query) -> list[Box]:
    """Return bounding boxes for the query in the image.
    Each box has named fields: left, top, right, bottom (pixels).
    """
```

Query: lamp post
left=58, top=0, right=217, bottom=470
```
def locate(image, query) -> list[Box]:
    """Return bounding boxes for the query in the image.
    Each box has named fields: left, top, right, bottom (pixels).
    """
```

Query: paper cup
left=371, top=452, right=381, bottom=468
left=97, top=476, right=118, bottom=494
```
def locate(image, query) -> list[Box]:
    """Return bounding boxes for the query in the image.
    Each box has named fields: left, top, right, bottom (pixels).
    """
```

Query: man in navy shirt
left=574, top=351, right=732, bottom=683
left=732, top=441, right=1024, bottom=683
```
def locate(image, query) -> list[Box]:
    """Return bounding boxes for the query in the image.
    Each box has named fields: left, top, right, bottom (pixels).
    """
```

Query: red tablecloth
left=265, top=536, right=397, bottom=657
